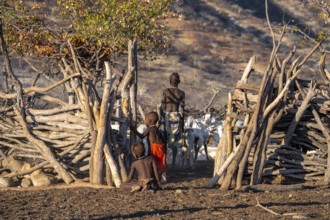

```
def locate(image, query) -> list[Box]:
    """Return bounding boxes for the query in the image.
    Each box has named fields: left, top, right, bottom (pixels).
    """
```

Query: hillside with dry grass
left=1, top=2, right=330, bottom=219
left=1, top=0, right=329, bottom=111
left=138, top=0, right=330, bottom=111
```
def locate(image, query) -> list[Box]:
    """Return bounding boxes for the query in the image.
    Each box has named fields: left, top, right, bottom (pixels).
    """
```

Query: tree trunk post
left=129, top=39, right=138, bottom=149
left=91, top=62, right=114, bottom=184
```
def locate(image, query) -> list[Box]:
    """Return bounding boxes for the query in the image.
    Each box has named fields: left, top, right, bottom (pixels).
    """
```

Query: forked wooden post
left=129, top=39, right=138, bottom=150
left=91, top=62, right=114, bottom=184
left=225, top=92, right=233, bottom=156
left=104, top=143, right=122, bottom=188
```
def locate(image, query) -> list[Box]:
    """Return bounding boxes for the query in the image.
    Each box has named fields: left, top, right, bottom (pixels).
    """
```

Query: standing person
left=120, top=142, right=161, bottom=192
left=131, top=111, right=166, bottom=182
left=161, top=72, right=185, bottom=167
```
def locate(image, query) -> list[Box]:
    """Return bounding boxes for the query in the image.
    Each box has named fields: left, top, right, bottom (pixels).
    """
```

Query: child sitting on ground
left=120, top=142, right=161, bottom=192
left=131, top=111, right=167, bottom=182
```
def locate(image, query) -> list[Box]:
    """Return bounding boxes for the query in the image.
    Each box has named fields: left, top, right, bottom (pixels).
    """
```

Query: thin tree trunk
left=91, top=62, right=115, bottom=184
left=104, top=143, right=122, bottom=188
left=129, top=39, right=138, bottom=149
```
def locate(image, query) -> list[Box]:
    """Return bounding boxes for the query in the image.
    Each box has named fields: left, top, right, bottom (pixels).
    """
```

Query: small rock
left=31, top=170, right=54, bottom=187
left=21, top=177, right=32, bottom=188
left=175, top=189, right=182, bottom=194
left=6, top=157, right=23, bottom=172
left=0, top=171, right=9, bottom=177
left=0, top=177, right=13, bottom=187
left=21, top=162, right=32, bottom=178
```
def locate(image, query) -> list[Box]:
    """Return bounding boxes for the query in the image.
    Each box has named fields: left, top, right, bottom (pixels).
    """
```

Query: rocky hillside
left=138, top=0, right=330, bottom=110
left=1, top=0, right=329, bottom=111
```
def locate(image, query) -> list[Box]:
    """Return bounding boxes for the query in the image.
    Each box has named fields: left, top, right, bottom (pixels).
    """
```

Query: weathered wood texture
left=210, top=0, right=329, bottom=189
left=0, top=37, right=138, bottom=187
left=211, top=43, right=330, bottom=189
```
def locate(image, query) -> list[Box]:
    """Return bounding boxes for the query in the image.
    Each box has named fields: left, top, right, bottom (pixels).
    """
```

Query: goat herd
left=135, top=113, right=230, bottom=169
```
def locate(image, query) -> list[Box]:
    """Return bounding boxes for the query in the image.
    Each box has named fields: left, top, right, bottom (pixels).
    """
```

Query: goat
left=208, top=116, right=224, bottom=147
left=185, top=113, right=213, bottom=161
left=184, top=113, right=226, bottom=163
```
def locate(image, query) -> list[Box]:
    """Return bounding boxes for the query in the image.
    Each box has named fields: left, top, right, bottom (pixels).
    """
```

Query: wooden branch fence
left=210, top=45, right=330, bottom=189
left=209, top=0, right=329, bottom=189
left=0, top=31, right=139, bottom=187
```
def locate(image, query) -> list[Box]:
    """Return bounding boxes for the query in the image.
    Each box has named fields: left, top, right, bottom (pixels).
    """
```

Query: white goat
left=185, top=113, right=222, bottom=160
left=185, top=113, right=213, bottom=161
left=184, top=113, right=226, bottom=163
left=208, top=117, right=224, bottom=148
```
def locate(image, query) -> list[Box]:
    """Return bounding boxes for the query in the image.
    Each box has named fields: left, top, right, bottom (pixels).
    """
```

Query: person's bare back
left=161, top=72, right=185, bottom=114
left=162, top=87, right=185, bottom=113
left=120, top=142, right=160, bottom=192
left=127, top=156, right=159, bottom=182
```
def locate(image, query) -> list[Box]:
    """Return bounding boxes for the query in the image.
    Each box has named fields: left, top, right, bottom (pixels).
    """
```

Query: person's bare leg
left=130, top=185, right=142, bottom=192
left=172, top=147, right=177, bottom=167
left=177, top=147, right=183, bottom=168
left=121, top=182, right=140, bottom=191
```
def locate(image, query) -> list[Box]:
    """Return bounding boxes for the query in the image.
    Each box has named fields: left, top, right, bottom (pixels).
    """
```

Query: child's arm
left=130, top=125, right=149, bottom=139
left=124, top=164, right=136, bottom=183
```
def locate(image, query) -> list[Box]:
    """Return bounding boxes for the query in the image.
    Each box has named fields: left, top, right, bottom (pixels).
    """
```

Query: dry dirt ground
left=0, top=160, right=329, bottom=220
left=1, top=1, right=330, bottom=220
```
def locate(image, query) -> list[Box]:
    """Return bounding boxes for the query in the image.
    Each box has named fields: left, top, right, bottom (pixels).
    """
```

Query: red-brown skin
left=120, top=142, right=160, bottom=191
left=161, top=72, right=185, bottom=114
left=120, top=156, right=160, bottom=191
left=132, top=111, right=164, bottom=155
left=161, top=87, right=185, bottom=113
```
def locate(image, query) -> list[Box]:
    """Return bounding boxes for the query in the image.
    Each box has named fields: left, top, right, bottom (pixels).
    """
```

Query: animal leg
left=194, top=144, right=199, bottom=160
left=177, top=147, right=183, bottom=168
left=204, top=143, right=209, bottom=161
left=194, top=137, right=199, bottom=160
left=189, top=145, right=195, bottom=169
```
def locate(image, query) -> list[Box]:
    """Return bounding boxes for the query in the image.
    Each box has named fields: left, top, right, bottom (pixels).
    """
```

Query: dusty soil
left=1, top=1, right=330, bottom=220
left=0, top=161, right=329, bottom=220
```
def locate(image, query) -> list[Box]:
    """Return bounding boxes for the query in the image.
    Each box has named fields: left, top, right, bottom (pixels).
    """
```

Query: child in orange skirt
left=131, top=111, right=167, bottom=182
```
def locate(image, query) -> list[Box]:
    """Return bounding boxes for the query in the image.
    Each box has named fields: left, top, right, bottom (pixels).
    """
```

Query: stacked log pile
left=0, top=21, right=139, bottom=187
left=210, top=39, right=330, bottom=189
